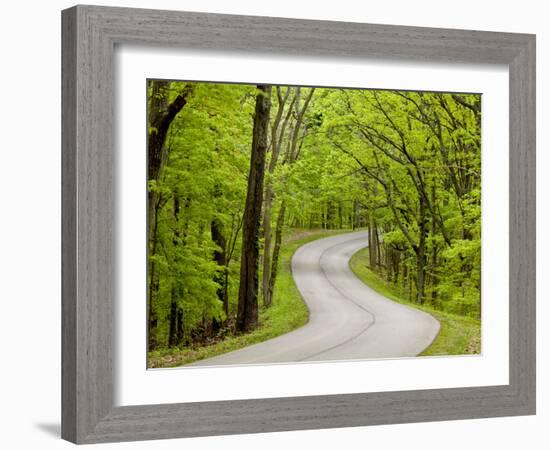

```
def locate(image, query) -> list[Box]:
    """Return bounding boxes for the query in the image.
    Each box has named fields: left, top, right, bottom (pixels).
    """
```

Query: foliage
left=146, top=80, right=482, bottom=365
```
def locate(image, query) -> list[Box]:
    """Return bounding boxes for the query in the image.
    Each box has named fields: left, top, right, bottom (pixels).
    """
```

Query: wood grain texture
left=61, top=7, right=77, bottom=443
left=508, top=37, right=536, bottom=409
left=61, top=4, right=536, bottom=444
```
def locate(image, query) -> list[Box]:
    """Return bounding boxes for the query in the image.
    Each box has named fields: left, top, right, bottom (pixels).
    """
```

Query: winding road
left=191, top=231, right=440, bottom=366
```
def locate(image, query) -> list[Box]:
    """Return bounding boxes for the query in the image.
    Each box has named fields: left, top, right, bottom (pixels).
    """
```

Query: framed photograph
left=61, top=4, right=536, bottom=444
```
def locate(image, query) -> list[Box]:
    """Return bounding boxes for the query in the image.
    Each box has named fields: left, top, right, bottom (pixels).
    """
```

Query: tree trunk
left=368, top=215, right=379, bottom=269
left=176, top=308, right=184, bottom=345
left=416, top=250, right=426, bottom=304
left=168, top=196, right=183, bottom=347
left=266, top=202, right=286, bottom=306
left=211, top=217, right=228, bottom=327
left=385, top=244, right=393, bottom=282
left=147, top=194, right=163, bottom=351
left=262, top=200, right=273, bottom=307
left=374, top=225, right=381, bottom=270
left=415, top=196, right=428, bottom=304
left=236, top=85, right=271, bottom=333
left=168, top=291, right=179, bottom=347
left=402, top=263, right=409, bottom=297
left=392, top=249, right=400, bottom=284
left=430, top=184, right=438, bottom=305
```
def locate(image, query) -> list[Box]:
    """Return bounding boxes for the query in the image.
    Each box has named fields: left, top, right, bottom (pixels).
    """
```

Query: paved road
left=191, top=231, right=440, bottom=366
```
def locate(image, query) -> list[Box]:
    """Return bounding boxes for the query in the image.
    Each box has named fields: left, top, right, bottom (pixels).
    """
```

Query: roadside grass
left=349, top=248, right=481, bottom=356
left=148, top=228, right=351, bottom=368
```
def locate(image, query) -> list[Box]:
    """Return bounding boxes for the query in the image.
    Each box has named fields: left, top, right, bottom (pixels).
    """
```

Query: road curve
left=191, top=231, right=440, bottom=366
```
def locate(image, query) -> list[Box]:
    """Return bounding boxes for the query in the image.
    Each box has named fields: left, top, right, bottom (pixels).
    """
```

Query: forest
left=146, top=80, right=482, bottom=366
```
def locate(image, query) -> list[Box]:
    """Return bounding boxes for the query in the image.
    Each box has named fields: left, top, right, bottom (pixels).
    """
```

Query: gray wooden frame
left=61, top=4, right=536, bottom=444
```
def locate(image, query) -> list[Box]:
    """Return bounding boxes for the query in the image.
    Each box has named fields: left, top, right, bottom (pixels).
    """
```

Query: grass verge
left=148, top=228, right=350, bottom=368
left=349, top=247, right=481, bottom=356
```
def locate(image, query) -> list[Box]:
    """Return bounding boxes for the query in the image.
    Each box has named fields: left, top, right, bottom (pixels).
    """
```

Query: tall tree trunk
left=266, top=202, right=286, bottom=306
left=236, top=85, right=271, bottom=333
left=262, top=201, right=274, bottom=307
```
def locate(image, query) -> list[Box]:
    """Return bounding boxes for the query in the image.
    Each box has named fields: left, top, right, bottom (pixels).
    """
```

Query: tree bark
left=147, top=194, right=162, bottom=351
left=236, top=85, right=271, bottom=333
left=262, top=201, right=274, bottom=306
left=430, top=183, right=439, bottom=305
left=415, top=196, right=428, bottom=304
left=211, top=217, right=228, bottom=326
left=266, top=201, right=286, bottom=306
left=168, top=294, right=179, bottom=347
left=375, top=225, right=382, bottom=270
left=368, top=215, right=379, bottom=269
left=168, top=196, right=183, bottom=347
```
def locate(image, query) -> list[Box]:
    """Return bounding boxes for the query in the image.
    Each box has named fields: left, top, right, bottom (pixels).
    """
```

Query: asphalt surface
left=191, top=231, right=440, bottom=366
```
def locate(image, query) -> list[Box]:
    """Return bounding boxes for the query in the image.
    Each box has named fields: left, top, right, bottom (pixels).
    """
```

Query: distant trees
left=311, top=89, right=481, bottom=315
left=261, top=87, right=293, bottom=308
left=146, top=80, right=482, bottom=353
left=261, top=86, right=315, bottom=308
left=146, top=81, right=194, bottom=350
